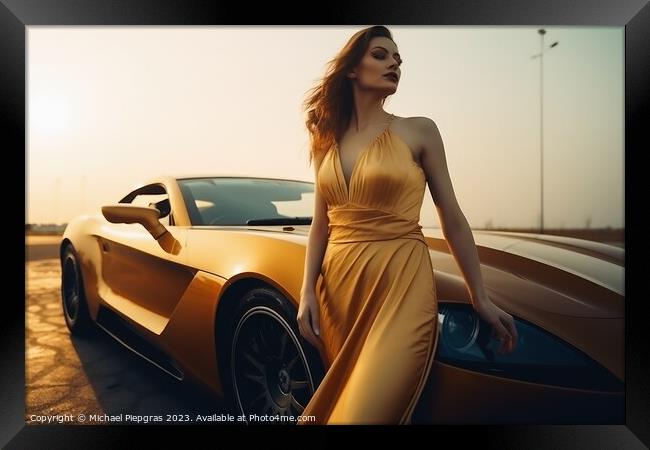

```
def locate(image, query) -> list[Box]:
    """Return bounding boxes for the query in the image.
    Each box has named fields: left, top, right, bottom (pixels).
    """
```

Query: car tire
left=61, top=245, right=95, bottom=336
left=221, top=286, right=325, bottom=424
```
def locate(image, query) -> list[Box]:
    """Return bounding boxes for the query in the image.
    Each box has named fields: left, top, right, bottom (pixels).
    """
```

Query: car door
left=99, top=184, right=195, bottom=335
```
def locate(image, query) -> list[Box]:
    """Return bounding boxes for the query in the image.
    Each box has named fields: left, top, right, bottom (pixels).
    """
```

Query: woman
left=296, top=25, right=518, bottom=425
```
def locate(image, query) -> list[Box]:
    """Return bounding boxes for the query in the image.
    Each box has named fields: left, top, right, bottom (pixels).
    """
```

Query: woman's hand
left=473, top=297, right=518, bottom=355
left=297, top=289, right=321, bottom=348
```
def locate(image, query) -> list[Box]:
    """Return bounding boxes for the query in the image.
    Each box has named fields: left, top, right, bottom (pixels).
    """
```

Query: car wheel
left=61, top=245, right=94, bottom=336
left=224, top=286, right=325, bottom=424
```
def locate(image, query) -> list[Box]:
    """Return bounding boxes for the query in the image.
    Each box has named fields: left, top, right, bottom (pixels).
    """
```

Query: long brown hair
left=303, top=26, right=395, bottom=167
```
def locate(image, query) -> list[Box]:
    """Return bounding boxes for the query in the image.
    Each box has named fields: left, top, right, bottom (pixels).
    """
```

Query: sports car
left=60, top=176, right=624, bottom=424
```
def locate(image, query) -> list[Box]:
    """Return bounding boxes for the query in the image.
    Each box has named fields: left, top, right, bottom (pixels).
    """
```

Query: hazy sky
left=27, top=26, right=624, bottom=229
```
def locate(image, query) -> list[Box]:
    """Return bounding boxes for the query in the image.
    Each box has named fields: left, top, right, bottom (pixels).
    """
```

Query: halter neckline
left=335, top=114, right=396, bottom=197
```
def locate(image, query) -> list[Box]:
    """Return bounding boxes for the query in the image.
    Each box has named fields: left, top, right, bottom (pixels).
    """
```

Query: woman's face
left=349, top=36, right=402, bottom=96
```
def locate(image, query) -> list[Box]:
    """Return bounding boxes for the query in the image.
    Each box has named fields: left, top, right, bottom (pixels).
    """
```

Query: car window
left=178, top=178, right=314, bottom=226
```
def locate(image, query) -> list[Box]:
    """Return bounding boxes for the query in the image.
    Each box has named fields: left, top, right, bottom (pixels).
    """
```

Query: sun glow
left=30, top=94, right=70, bottom=136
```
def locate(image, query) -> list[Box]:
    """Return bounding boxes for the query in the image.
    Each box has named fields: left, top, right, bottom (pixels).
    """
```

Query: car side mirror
left=101, top=204, right=168, bottom=240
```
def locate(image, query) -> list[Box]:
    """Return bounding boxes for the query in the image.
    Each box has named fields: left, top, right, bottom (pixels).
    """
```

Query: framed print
left=6, top=0, right=649, bottom=447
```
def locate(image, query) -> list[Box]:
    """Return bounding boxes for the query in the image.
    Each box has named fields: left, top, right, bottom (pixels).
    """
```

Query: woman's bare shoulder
left=396, top=115, right=438, bottom=134
left=392, top=115, right=439, bottom=153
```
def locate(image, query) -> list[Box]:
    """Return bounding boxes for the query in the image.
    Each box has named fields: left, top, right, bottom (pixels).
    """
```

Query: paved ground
left=26, top=259, right=227, bottom=425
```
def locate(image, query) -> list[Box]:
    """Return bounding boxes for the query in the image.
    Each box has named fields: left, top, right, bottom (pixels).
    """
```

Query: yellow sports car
left=60, top=176, right=624, bottom=424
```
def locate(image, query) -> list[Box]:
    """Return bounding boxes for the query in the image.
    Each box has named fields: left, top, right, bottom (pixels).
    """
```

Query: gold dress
left=298, top=116, right=439, bottom=425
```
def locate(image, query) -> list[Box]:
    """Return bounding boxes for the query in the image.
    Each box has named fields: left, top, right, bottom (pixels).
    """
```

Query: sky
left=26, top=26, right=624, bottom=229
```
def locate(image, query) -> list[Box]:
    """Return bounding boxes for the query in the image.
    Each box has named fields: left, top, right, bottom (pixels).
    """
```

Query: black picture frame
left=6, top=0, right=648, bottom=447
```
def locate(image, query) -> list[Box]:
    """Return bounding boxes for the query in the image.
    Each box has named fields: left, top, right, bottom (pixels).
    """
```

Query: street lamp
left=531, top=29, right=559, bottom=234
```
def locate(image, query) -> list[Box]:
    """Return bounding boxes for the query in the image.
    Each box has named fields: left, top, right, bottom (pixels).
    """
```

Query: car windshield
left=178, top=177, right=315, bottom=226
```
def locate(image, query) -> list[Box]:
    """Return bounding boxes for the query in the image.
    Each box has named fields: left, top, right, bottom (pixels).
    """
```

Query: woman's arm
left=301, top=187, right=329, bottom=297
left=416, top=117, right=518, bottom=354
left=297, top=154, right=329, bottom=348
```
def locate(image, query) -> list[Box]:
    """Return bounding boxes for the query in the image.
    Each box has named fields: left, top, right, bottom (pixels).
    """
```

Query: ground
left=25, top=258, right=226, bottom=425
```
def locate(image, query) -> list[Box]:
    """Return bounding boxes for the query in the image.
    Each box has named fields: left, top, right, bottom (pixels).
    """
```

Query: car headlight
left=437, top=303, right=623, bottom=392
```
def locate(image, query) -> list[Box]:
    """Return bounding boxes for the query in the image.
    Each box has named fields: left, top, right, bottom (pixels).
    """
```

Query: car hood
left=425, top=229, right=624, bottom=296
left=199, top=225, right=623, bottom=292
left=191, top=224, right=623, bottom=315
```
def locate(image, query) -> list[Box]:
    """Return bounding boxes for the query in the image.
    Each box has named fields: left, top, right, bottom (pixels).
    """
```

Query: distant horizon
left=27, top=26, right=624, bottom=228
left=25, top=222, right=624, bottom=231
